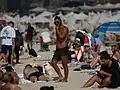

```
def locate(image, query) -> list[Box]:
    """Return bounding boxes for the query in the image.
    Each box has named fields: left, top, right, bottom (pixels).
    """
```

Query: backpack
left=29, top=48, right=37, bottom=57
left=28, top=44, right=37, bottom=57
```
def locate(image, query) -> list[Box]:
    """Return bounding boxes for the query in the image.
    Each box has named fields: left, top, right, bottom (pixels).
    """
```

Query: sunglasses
left=54, top=21, right=60, bottom=24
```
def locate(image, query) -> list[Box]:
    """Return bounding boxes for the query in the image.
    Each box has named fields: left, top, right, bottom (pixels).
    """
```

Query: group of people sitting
left=68, top=29, right=120, bottom=88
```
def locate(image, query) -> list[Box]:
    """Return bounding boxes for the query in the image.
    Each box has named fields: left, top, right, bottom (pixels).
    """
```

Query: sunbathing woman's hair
left=40, top=86, right=54, bottom=90
left=25, top=64, right=32, bottom=68
left=5, top=66, right=14, bottom=72
left=54, top=16, right=61, bottom=21
left=100, top=52, right=110, bottom=60
left=0, top=70, right=3, bottom=80
left=99, top=51, right=108, bottom=56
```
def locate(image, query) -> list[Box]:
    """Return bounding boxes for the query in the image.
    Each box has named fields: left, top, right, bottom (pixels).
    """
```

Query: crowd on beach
left=0, top=15, right=120, bottom=90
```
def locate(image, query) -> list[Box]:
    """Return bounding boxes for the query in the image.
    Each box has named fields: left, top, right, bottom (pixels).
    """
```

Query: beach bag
left=84, top=34, right=89, bottom=44
left=29, top=48, right=37, bottom=57
left=43, top=62, right=53, bottom=76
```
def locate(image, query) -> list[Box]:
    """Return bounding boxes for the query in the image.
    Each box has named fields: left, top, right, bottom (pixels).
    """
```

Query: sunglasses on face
left=54, top=21, right=60, bottom=24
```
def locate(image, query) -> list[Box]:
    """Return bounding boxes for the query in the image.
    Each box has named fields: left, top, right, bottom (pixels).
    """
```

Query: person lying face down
left=82, top=51, right=120, bottom=88
left=23, top=64, right=50, bottom=83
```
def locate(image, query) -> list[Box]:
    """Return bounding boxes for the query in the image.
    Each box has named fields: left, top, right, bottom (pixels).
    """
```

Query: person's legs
left=61, top=56, right=69, bottom=82
left=7, top=45, right=13, bottom=65
left=51, top=59, right=63, bottom=80
left=89, top=58, right=99, bottom=68
left=1, top=45, right=8, bottom=63
left=82, top=75, right=102, bottom=88
left=27, top=40, right=32, bottom=50
left=15, top=47, right=20, bottom=63
left=99, top=77, right=111, bottom=88
left=38, top=75, right=50, bottom=81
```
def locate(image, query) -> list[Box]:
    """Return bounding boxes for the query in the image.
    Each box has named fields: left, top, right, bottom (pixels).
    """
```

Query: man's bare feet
left=55, top=77, right=64, bottom=83
left=55, top=77, right=68, bottom=83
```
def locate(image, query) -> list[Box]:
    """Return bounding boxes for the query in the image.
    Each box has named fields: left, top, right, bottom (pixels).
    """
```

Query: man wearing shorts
left=51, top=16, right=69, bottom=82
left=0, top=21, right=16, bottom=64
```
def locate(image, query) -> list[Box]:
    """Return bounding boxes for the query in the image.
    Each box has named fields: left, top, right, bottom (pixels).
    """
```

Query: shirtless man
left=51, top=16, right=69, bottom=82
left=1, top=72, right=21, bottom=90
left=23, top=64, right=49, bottom=83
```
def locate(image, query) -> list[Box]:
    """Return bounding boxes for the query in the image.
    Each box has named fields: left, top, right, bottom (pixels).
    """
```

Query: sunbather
left=23, top=64, right=50, bottom=83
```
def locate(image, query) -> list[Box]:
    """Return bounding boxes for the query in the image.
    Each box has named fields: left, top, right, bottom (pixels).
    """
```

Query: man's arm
left=114, top=51, right=120, bottom=62
left=56, top=27, right=68, bottom=39
left=98, top=70, right=112, bottom=77
left=23, top=69, right=27, bottom=79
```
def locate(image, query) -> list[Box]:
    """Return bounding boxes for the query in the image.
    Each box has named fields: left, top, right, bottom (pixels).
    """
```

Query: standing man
left=51, top=16, right=69, bottom=82
left=25, top=23, right=36, bottom=49
left=15, top=28, right=23, bottom=64
left=0, top=21, right=16, bottom=65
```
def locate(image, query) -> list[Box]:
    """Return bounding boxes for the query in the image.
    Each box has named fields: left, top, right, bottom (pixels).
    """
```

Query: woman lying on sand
left=23, top=64, right=50, bottom=83
left=82, top=51, right=120, bottom=88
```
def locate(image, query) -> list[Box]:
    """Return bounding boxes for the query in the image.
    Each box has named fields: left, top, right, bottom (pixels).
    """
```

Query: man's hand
left=98, top=70, right=105, bottom=75
left=97, top=70, right=112, bottom=77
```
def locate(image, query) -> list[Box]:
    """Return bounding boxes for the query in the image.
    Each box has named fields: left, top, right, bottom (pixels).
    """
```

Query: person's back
left=26, top=24, right=35, bottom=41
left=23, top=64, right=38, bottom=79
left=1, top=83, right=11, bottom=90
left=0, top=25, right=15, bottom=45
left=1, top=82, right=21, bottom=90
left=15, top=29, right=23, bottom=47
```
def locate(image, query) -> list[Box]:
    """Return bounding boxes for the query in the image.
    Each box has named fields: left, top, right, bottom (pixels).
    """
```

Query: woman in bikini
left=23, top=64, right=50, bottom=83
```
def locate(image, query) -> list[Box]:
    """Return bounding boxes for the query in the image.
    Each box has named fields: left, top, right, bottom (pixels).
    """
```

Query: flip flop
left=55, top=78, right=64, bottom=83
left=73, top=68, right=81, bottom=71
left=55, top=78, right=68, bottom=83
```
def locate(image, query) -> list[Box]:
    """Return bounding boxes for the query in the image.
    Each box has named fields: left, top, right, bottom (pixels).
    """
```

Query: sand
left=12, top=45, right=118, bottom=90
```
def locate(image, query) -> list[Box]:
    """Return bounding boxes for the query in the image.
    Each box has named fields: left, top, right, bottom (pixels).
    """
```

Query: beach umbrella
left=30, top=7, right=45, bottom=12
left=40, top=11, right=54, bottom=17
left=96, top=22, right=120, bottom=33
left=110, top=14, right=120, bottom=22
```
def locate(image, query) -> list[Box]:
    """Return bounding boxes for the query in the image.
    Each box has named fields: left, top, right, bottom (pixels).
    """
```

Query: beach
left=12, top=45, right=118, bottom=90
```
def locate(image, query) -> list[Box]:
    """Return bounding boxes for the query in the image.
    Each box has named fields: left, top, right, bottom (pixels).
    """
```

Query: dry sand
left=12, top=45, right=118, bottom=90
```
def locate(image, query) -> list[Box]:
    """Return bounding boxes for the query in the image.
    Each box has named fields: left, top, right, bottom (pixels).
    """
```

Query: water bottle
left=44, top=62, right=53, bottom=75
